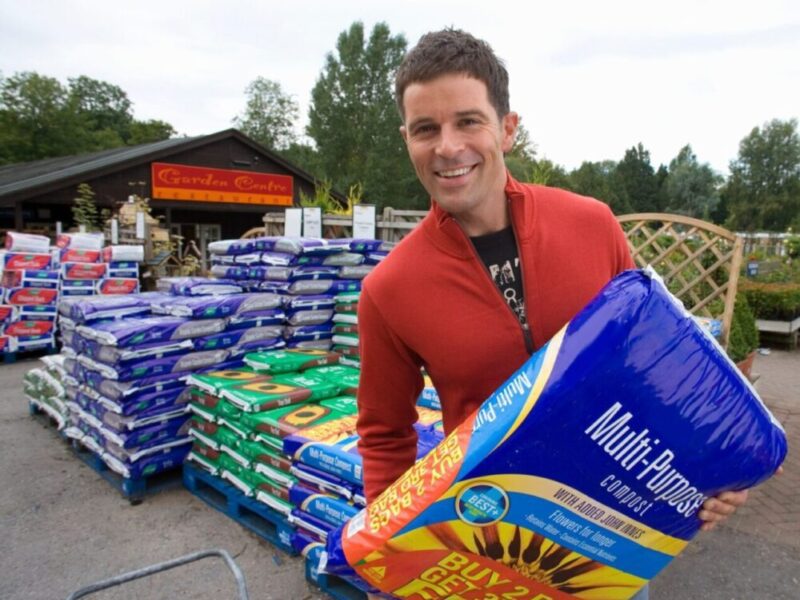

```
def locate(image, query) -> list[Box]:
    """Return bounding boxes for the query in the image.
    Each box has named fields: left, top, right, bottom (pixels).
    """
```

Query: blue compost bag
left=323, top=269, right=787, bottom=600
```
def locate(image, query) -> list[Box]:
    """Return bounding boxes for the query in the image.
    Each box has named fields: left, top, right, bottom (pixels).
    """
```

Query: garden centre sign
left=151, top=162, right=293, bottom=206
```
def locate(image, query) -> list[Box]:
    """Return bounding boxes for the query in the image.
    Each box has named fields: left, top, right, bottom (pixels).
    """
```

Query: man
left=355, top=28, right=747, bottom=598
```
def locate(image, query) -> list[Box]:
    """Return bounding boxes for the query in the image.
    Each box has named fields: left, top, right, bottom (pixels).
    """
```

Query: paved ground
left=1, top=350, right=797, bottom=599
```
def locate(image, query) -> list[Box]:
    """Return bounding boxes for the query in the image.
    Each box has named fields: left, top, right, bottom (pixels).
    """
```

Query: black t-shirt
left=470, top=226, right=527, bottom=327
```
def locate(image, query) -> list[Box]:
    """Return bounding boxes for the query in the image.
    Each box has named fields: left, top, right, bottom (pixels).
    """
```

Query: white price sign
left=284, top=208, right=302, bottom=237
left=353, top=204, right=376, bottom=239
left=302, top=207, right=322, bottom=238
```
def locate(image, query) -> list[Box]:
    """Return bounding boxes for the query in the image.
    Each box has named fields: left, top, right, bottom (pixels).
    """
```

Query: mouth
left=435, top=165, right=475, bottom=179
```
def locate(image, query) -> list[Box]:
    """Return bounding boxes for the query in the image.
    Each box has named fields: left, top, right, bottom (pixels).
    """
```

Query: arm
left=356, top=285, right=424, bottom=503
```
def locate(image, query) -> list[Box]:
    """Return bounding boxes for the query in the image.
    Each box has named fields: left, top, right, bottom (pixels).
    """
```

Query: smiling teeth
left=439, top=167, right=471, bottom=177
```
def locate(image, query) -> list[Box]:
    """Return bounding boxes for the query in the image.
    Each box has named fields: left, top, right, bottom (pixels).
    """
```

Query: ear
left=500, top=111, right=519, bottom=153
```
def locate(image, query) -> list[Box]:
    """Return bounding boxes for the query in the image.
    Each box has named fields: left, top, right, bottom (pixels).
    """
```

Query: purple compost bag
left=288, top=279, right=362, bottom=296
left=284, top=324, right=334, bottom=343
left=164, top=277, right=242, bottom=296
left=192, top=325, right=285, bottom=351
left=77, top=316, right=227, bottom=346
left=103, top=444, right=191, bottom=479
left=82, top=338, right=194, bottom=366
left=274, top=237, right=345, bottom=256
left=323, top=269, right=787, bottom=599
left=208, top=239, right=257, bottom=255
left=210, top=265, right=249, bottom=279
left=226, top=310, right=286, bottom=329
left=90, top=349, right=229, bottom=381
left=286, top=309, right=334, bottom=327
left=92, top=372, right=186, bottom=403
left=290, top=509, right=336, bottom=540
left=153, top=292, right=283, bottom=319
left=290, top=266, right=340, bottom=281
left=233, top=252, right=264, bottom=265
left=284, top=295, right=336, bottom=311
left=247, top=266, right=291, bottom=280
left=322, top=252, right=365, bottom=266
left=258, top=251, right=296, bottom=266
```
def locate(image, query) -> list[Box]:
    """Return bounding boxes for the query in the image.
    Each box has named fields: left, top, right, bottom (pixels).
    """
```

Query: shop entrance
left=169, top=223, right=222, bottom=268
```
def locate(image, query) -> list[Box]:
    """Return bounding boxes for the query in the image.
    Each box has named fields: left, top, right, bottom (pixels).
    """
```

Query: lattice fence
left=617, top=213, right=743, bottom=348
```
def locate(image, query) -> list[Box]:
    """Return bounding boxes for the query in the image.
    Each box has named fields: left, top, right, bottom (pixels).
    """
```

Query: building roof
left=0, top=129, right=336, bottom=203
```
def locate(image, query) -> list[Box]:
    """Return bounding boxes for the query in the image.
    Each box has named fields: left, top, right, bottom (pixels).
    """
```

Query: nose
left=435, top=125, right=464, bottom=158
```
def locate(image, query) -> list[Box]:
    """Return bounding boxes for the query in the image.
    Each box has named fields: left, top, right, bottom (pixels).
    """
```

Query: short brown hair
left=395, top=28, right=510, bottom=120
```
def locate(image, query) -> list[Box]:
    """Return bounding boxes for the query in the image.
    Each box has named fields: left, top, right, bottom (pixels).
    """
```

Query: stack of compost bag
left=208, top=237, right=394, bottom=351
left=57, top=233, right=145, bottom=297
left=184, top=347, right=443, bottom=552
left=23, top=354, right=70, bottom=428
left=1, top=232, right=61, bottom=353
left=55, top=280, right=284, bottom=482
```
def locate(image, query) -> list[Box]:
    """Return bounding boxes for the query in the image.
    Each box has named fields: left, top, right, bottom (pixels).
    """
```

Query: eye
left=460, top=117, right=480, bottom=127
left=413, top=124, right=437, bottom=136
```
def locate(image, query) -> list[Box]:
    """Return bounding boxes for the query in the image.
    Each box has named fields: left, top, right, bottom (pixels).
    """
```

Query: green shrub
left=727, top=293, right=759, bottom=363
left=740, top=281, right=800, bottom=320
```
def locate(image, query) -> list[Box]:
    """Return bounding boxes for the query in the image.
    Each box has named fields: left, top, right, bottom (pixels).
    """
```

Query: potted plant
left=727, top=292, right=759, bottom=379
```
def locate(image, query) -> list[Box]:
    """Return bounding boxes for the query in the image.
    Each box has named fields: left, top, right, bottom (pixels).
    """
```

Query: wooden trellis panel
left=617, top=213, right=743, bottom=348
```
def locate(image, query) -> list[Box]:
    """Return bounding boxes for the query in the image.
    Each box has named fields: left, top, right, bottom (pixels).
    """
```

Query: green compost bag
left=306, top=365, right=360, bottom=395
left=239, top=400, right=352, bottom=439
left=243, top=348, right=341, bottom=374
left=186, top=367, right=270, bottom=396
left=220, top=371, right=341, bottom=413
left=187, top=441, right=225, bottom=475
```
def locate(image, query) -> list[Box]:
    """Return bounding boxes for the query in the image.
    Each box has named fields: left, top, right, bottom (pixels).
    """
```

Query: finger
left=698, top=507, right=725, bottom=523
left=700, top=520, right=718, bottom=532
left=716, top=490, right=749, bottom=506
left=702, top=498, right=736, bottom=517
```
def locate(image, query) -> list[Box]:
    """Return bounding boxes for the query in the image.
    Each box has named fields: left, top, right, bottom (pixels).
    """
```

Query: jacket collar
left=424, top=171, right=533, bottom=258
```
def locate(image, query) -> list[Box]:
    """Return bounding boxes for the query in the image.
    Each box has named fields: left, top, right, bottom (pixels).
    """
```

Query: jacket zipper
left=452, top=210, right=535, bottom=356
left=507, top=199, right=535, bottom=354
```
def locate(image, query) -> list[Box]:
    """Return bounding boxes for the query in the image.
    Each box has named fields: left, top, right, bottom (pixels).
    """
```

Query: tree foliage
left=613, top=143, right=663, bottom=213
left=664, top=145, right=722, bottom=220
left=307, top=21, right=425, bottom=209
left=0, top=71, right=175, bottom=165
left=724, top=118, right=800, bottom=232
left=233, top=77, right=298, bottom=151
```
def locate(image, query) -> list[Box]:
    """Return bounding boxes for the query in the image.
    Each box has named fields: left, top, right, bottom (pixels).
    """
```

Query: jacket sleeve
left=356, top=284, right=424, bottom=503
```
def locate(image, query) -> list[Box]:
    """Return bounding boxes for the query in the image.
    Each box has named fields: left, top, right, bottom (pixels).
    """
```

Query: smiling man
left=355, top=29, right=747, bottom=600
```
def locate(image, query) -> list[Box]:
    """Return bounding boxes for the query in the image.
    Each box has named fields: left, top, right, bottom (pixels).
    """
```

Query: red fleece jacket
left=356, top=175, right=635, bottom=501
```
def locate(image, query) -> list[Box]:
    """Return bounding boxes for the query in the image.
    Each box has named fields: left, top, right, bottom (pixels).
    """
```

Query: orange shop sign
left=151, top=162, right=294, bottom=206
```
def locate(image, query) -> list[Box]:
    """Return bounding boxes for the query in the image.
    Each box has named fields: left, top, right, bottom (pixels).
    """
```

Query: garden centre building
left=0, top=129, right=337, bottom=253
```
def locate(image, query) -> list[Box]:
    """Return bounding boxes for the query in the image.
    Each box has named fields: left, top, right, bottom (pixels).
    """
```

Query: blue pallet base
left=183, top=463, right=297, bottom=556
left=4, top=343, right=58, bottom=364
left=305, top=551, right=367, bottom=600
left=70, top=439, right=183, bottom=504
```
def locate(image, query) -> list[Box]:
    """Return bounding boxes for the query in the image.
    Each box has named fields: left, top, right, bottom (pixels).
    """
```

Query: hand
left=698, top=466, right=783, bottom=532
left=698, top=490, right=748, bottom=531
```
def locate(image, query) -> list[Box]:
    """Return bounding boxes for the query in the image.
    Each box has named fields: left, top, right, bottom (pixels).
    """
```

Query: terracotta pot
left=736, top=350, right=757, bottom=380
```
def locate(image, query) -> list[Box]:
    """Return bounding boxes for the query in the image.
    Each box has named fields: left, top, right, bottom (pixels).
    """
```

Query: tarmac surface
left=1, top=349, right=797, bottom=599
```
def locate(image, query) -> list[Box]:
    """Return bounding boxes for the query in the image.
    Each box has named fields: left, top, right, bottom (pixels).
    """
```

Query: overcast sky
left=1, top=0, right=798, bottom=176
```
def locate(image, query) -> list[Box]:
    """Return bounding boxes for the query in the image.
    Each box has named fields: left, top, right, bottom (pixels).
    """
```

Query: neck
left=453, top=196, right=510, bottom=237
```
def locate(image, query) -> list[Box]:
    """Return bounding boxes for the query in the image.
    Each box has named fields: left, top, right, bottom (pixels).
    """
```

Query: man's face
left=400, top=74, right=518, bottom=230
